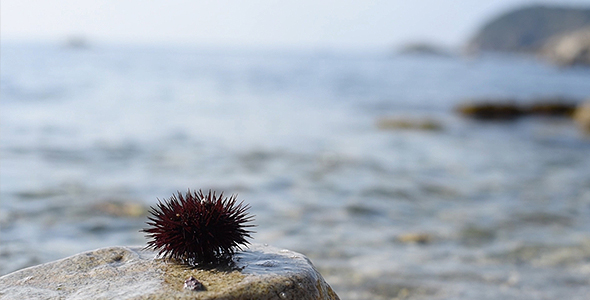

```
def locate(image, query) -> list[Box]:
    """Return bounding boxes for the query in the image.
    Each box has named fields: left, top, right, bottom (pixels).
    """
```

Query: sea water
left=2, top=43, right=590, bottom=299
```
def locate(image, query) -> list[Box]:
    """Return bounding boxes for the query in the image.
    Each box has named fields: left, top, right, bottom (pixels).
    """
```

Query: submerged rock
left=93, top=200, right=147, bottom=218
left=376, top=117, right=443, bottom=131
left=456, top=99, right=578, bottom=121
left=527, top=101, right=578, bottom=117
left=456, top=102, right=524, bottom=121
left=0, top=244, right=339, bottom=300
left=397, top=233, right=434, bottom=245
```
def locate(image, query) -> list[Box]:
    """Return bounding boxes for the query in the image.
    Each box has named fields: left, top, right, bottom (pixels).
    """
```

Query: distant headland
left=465, top=4, right=590, bottom=66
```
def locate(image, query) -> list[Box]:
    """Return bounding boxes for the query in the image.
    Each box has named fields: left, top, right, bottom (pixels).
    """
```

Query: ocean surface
left=2, top=42, right=590, bottom=299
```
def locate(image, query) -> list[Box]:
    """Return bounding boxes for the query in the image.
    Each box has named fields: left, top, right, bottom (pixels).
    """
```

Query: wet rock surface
left=0, top=244, right=339, bottom=300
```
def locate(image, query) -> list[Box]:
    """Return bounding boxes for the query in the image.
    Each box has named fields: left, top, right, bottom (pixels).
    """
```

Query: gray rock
left=0, top=244, right=339, bottom=300
left=397, top=42, right=452, bottom=57
left=574, top=101, right=590, bottom=133
left=542, top=26, right=590, bottom=66
left=466, top=5, right=590, bottom=54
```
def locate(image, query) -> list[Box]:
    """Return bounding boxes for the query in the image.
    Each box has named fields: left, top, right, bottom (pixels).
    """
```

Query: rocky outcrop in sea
left=466, top=5, right=590, bottom=55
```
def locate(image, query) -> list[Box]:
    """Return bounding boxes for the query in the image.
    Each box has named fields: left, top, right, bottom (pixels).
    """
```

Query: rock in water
left=0, top=244, right=339, bottom=300
left=574, top=101, right=590, bottom=133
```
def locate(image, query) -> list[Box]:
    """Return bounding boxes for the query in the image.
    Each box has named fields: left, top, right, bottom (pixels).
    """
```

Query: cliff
left=466, top=5, right=590, bottom=54
left=542, top=26, right=590, bottom=66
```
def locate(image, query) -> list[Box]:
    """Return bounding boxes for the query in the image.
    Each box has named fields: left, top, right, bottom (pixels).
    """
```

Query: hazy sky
left=2, top=0, right=590, bottom=50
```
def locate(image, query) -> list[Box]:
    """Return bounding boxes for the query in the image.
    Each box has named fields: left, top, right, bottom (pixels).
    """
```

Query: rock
left=0, top=244, right=340, bottom=300
left=574, top=101, right=590, bottom=133
left=542, top=26, right=590, bottom=66
left=456, top=99, right=579, bottom=121
left=93, top=200, right=148, bottom=218
left=456, top=102, right=524, bottom=121
left=459, top=225, right=496, bottom=246
left=376, top=117, right=443, bottom=131
left=466, top=5, right=590, bottom=54
left=397, top=233, right=433, bottom=245
left=397, top=42, right=452, bottom=57
left=527, top=101, right=577, bottom=117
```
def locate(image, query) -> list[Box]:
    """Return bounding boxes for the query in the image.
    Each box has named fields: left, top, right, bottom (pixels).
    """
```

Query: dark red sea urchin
left=142, top=190, right=254, bottom=266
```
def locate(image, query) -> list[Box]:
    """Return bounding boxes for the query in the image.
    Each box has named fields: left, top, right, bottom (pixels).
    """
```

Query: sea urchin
left=142, top=189, right=254, bottom=266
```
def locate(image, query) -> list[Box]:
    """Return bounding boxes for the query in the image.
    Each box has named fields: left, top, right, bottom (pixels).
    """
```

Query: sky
left=2, top=0, right=590, bottom=50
